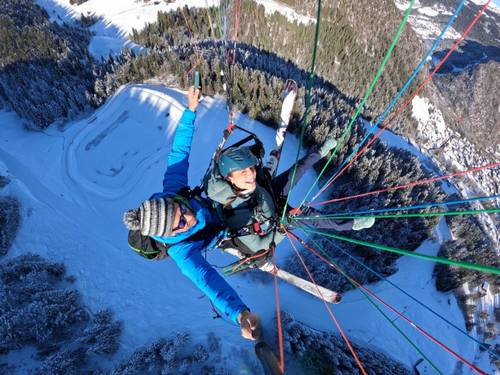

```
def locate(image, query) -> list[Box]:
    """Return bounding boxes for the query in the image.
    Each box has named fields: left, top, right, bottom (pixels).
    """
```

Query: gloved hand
left=319, top=138, right=338, bottom=158
left=352, top=217, right=375, bottom=231
left=238, top=310, right=261, bottom=341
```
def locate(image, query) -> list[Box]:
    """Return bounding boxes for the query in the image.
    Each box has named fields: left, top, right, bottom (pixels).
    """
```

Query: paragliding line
left=294, top=207, right=500, bottom=221
left=271, top=254, right=285, bottom=373
left=205, top=1, right=216, bottom=38
left=290, top=230, right=487, bottom=375
left=287, top=234, right=368, bottom=375
left=315, top=194, right=500, bottom=217
left=281, top=0, right=323, bottom=222
left=311, top=0, right=467, bottom=198
left=318, top=234, right=500, bottom=359
left=299, top=227, right=500, bottom=275
left=309, top=0, right=493, bottom=203
left=289, top=232, right=442, bottom=374
left=310, top=162, right=500, bottom=207
left=296, top=0, right=415, bottom=210
left=232, top=0, right=242, bottom=64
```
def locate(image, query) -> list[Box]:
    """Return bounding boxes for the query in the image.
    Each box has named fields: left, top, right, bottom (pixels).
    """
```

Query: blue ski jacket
left=150, top=108, right=248, bottom=324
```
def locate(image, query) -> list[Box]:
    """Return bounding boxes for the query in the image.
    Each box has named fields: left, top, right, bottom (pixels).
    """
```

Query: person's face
left=227, top=166, right=257, bottom=193
left=171, top=202, right=197, bottom=235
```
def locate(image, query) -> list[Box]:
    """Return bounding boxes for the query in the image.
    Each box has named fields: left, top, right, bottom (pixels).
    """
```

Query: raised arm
left=162, top=87, right=200, bottom=194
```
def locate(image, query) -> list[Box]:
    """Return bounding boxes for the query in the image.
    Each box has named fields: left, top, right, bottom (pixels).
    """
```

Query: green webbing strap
left=205, top=1, right=216, bottom=38
left=217, top=0, right=224, bottom=39
left=293, top=232, right=443, bottom=374
left=294, top=208, right=500, bottom=221
left=297, top=0, right=416, bottom=210
left=300, top=227, right=500, bottom=275
left=280, top=0, right=322, bottom=222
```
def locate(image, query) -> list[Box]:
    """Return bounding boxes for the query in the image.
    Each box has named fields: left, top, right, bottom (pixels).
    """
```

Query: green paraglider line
left=296, top=0, right=416, bottom=212
left=311, top=229, right=500, bottom=360
left=293, top=208, right=500, bottom=221
left=287, top=234, right=368, bottom=375
left=314, top=194, right=500, bottom=217
left=281, top=0, right=323, bottom=222
left=288, top=233, right=444, bottom=374
left=216, top=0, right=225, bottom=41
left=292, top=228, right=489, bottom=375
left=307, top=0, right=493, bottom=207
left=298, top=226, right=500, bottom=275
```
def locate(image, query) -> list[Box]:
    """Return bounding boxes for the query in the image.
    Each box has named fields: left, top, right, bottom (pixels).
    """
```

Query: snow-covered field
left=1, top=0, right=496, bottom=373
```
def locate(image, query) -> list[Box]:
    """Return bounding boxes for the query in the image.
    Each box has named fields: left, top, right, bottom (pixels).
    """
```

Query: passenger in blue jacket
left=123, top=87, right=260, bottom=340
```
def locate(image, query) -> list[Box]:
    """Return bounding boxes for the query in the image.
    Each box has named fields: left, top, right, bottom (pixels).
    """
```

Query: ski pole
left=255, top=340, right=283, bottom=375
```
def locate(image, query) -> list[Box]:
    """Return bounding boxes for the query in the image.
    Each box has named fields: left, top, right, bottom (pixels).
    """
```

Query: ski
left=265, top=79, right=297, bottom=177
left=222, top=247, right=342, bottom=304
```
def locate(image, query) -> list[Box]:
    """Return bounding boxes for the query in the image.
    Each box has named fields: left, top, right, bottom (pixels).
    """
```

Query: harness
left=203, top=122, right=281, bottom=247
left=222, top=173, right=279, bottom=239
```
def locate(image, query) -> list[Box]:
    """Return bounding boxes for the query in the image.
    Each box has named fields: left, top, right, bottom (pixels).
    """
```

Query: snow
left=417, top=7, right=439, bottom=17
left=411, top=96, right=447, bottom=141
left=37, top=0, right=218, bottom=34
left=1, top=83, right=495, bottom=373
left=393, top=0, right=464, bottom=41
left=3, top=0, right=495, bottom=372
left=35, top=0, right=218, bottom=59
left=296, top=217, right=495, bottom=374
left=253, top=0, right=315, bottom=25
left=394, top=0, right=422, bottom=12
left=36, top=0, right=314, bottom=59
left=394, top=0, right=500, bottom=43
left=0, top=84, right=315, bottom=368
left=396, top=0, right=500, bottom=15
left=360, top=118, right=456, bottom=195
left=364, top=104, right=500, bottom=358
left=471, top=0, right=500, bottom=14
left=410, top=95, right=500, bottom=205
left=408, top=15, right=461, bottom=41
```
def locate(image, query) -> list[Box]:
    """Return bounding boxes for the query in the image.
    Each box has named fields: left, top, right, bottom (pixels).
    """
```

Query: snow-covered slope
left=0, top=84, right=320, bottom=367
left=36, top=0, right=219, bottom=58
left=35, top=0, right=314, bottom=59
left=394, top=0, right=500, bottom=44
left=0, top=83, right=494, bottom=373
left=1, top=0, right=495, bottom=373
left=410, top=95, right=499, bottom=242
left=253, top=0, right=315, bottom=25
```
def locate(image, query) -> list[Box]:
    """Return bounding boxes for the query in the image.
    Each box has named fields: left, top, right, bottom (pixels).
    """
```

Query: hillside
left=1, top=0, right=498, bottom=372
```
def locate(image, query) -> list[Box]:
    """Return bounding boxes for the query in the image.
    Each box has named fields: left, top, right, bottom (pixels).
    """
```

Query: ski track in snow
left=0, top=83, right=494, bottom=373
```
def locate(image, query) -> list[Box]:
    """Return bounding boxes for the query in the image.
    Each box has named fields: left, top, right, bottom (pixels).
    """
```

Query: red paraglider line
left=311, top=0, right=493, bottom=202
left=288, top=231, right=487, bottom=375
left=310, top=162, right=500, bottom=206
left=287, top=233, right=368, bottom=375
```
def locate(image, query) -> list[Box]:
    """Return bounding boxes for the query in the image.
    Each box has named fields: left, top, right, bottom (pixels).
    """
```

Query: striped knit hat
left=123, top=198, right=176, bottom=237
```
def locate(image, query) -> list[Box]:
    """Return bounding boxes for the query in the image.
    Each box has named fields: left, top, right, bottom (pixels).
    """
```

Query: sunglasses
left=172, top=203, right=188, bottom=232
